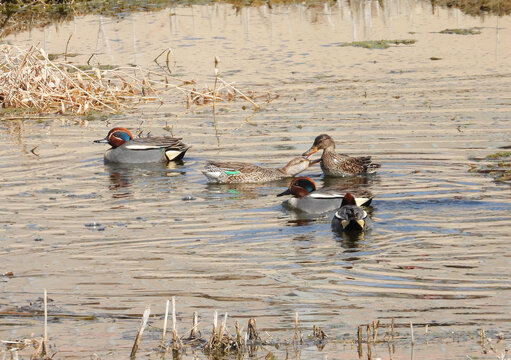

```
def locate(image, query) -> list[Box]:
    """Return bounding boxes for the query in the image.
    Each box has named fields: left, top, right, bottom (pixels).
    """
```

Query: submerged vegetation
left=339, top=39, right=416, bottom=49
left=440, top=27, right=482, bottom=34
left=469, top=150, right=511, bottom=182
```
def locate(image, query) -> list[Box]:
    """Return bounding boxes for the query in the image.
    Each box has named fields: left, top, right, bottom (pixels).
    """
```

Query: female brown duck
left=303, top=134, right=380, bottom=177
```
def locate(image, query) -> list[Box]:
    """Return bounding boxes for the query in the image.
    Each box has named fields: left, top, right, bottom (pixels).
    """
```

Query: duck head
left=280, top=157, right=320, bottom=176
left=302, top=134, right=335, bottom=157
left=94, top=127, right=133, bottom=148
left=337, top=192, right=367, bottom=230
left=277, top=176, right=317, bottom=198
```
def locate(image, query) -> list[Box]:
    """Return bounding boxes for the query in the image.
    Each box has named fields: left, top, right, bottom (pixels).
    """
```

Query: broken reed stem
left=366, top=324, right=372, bottom=360
left=190, top=311, right=198, bottom=339
left=235, top=320, right=242, bottom=347
left=217, top=77, right=260, bottom=110
left=213, top=311, right=218, bottom=336
left=373, top=320, right=379, bottom=343
left=171, top=296, right=180, bottom=349
left=294, top=312, right=299, bottom=342
left=130, top=307, right=151, bottom=359
left=218, top=312, right=228, bottom=342
left=410, top=321, right=415, bottom=346
left=391, top=317, right=395, bottom=340
left=162, top=299, right=170, bottom=341
left=213, top=56, right=219, bottom=113
left=357, top=325, right=363, bottom=358
left=172, top=297, right=176, bottom=332
left=248, top=318, right=260, bottom=341
left=43, top=289, right=48, bottom=357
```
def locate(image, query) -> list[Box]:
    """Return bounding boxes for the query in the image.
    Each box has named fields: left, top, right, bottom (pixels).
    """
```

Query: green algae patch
left=470, top=151, right=511, bottom=183
left=486, top=151, right=511, bottom=159
left=339, top=39, right=416, bottom=49
left=440, top=27, right=482, bottom=35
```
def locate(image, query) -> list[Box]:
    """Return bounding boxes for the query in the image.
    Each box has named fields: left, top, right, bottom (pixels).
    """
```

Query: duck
left=94, top=127, right=190, bottom=164
left=302, top=134, right=380, bottom=177
left=331, top=192, right=373, bottom=232
left=277, top=177, right=372, bottom=214
left=202, top=157, right=318, bottom=184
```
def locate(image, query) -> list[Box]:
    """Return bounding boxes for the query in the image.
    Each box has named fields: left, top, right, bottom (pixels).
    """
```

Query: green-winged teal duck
left=203, top=157, right=318, bottom=184
left=331, top=192, right=373, bottom=232
left=94, top=127, right=190, bottom=164
left=303, top=134, right=380, bottom=177
left=277, top=177, right=372, bottom=214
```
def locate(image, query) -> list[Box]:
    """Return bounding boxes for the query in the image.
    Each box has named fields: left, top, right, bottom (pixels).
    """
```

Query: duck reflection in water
left=104, top=161, right=183, bottom=200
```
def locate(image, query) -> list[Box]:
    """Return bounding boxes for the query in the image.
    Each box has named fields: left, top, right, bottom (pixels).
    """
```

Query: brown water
left=2, top=1, right=511, bottom=358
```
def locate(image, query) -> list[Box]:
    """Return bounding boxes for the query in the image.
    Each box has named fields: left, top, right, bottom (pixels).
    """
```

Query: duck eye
left=113, top=131, right=131, bottom=141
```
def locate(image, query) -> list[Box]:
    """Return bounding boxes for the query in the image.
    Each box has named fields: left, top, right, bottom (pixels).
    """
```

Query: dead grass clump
left=0, top=44, right=154, bottom=114
left=0, top=45, right=267, bottom=116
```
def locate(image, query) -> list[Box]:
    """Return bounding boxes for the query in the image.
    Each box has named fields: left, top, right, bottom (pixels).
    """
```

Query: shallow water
left=1, top=0, right=511, bottom=358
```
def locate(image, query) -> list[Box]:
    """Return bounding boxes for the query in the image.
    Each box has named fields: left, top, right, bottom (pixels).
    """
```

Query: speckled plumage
left=303, top=134, right=380, bottom=177
left=331, top=193, right=373, bottom=232
left=94, top=127, right=190, bottom=164
left=202, top=157, right=315, bottom=184
left=278, top=177, right=373, bottom=214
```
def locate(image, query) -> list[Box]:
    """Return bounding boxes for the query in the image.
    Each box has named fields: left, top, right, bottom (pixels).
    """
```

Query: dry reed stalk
left=366, top=324, right=372, bottom=360
left=294, top=312, right=299, bottom=343
left=410, top=321, right=414, bottom=346
left=42, top=289, right=48, bottom=357
left=217, top=77, right=261, bottom=110
left=357, top=325, right=363, bottom=358
left=248, top=318, right=260, bottom=342
left=234, top=320, right=242, bottom=348
left=130, top=307, right=150, bottom=359
left=162, top=299, right=170, bottom=341
left=372, top=320, right=378, bottom=343
left=189, top=311, right=199, bottom=339
left=170, top=297, right=182, bottom=350
left=312, top=325, right=327, bottom=340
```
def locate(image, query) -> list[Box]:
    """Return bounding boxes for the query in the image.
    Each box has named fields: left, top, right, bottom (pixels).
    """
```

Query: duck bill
left=342, top=219, right=365, bottom=230
left=94, top=138, right=109, bottom=144
left=277, top=189, right=292, bottom=197
left=302, top=146, right=318, bottom=158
